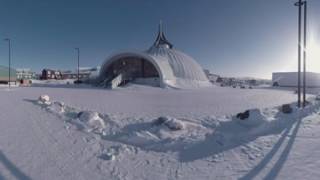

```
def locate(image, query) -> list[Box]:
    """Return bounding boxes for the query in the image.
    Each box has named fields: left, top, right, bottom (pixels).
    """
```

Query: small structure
left=98, top=24, right=211, bottom=89
left=19, top=79, right=32, bottom=86
left=272, top=72, right=320, bottom=87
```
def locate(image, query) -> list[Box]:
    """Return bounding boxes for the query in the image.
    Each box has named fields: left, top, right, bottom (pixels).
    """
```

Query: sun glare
left=307, top=39, right=320, bottom=73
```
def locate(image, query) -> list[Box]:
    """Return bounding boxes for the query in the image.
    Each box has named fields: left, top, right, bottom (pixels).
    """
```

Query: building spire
left=153, top=21, right=173, bottom=49
left=159, top=20, right=163, bottom=34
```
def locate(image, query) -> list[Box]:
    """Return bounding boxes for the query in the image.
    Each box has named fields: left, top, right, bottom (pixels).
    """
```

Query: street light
left=75, top=48, right=80, bottom=82
left=4, top=38, right=11, bottom=89
left=302, top=1, right=307, bottom=107
left=294, top=0, right=308, bottom=108
left=294, top=0, right=304, bottom=108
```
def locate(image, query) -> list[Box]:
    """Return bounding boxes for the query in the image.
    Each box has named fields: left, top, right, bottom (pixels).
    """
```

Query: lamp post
left=294, top=0, right=303, bottom=107
left=4, top=38, right=11, bottom=89
left=303, top=1, right=307, bottom=107
left=75, top=48, right=80, bottom=82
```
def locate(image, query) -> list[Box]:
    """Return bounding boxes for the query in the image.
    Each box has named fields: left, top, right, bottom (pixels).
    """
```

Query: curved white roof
left=99, top=24, right=211, bottom=89
left=146, top=46, right=208, bottom=81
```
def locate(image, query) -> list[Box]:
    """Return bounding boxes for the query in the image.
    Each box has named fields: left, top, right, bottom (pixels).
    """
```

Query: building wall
left=106, top=57, right=159, bottom=79
left=272, top=72, right=320, bottom=87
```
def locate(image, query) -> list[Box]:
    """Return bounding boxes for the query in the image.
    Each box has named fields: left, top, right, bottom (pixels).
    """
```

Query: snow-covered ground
left=0, top=84, right=319, bottom=180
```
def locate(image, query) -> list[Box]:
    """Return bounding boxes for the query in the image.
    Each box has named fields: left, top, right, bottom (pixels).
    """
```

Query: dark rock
left=153, top=116, right=169, bottom=126
left=77, top=111, right=84, bottom=118
left=236, top=110, right=250, bottom=120
left=281, top=104, right=292, bottom=114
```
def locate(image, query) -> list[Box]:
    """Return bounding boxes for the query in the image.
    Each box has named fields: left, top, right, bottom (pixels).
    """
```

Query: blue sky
left=0, top=0, right=319, bottom=79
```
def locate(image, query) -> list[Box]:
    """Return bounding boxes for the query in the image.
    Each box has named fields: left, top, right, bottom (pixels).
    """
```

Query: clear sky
left=0, top=0, right=319, bottom=79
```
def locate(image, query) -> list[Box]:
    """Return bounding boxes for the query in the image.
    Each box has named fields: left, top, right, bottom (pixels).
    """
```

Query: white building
left=99, top=24, right=210, bottom=89
left=16, top=68, right=36, bottom=80
left=272, top=72, right=320, bottom=87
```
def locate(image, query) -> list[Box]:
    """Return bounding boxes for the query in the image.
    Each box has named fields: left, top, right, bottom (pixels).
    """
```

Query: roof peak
left=153, top=21, right=173, bottom=49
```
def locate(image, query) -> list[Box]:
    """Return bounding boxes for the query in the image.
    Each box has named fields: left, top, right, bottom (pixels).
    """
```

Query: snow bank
left=77, top=111, right=106, bottom=133
left=105, top=116, right=213, bottom=151
left=34, top=95, right=108, bottom=135
left=30, top=93, right=320, bottom=163
left=234, top=109, right=268, bottom=128
left=154, top=116, right=185, bottom=130
left=47, top=101, right=65, bottom=114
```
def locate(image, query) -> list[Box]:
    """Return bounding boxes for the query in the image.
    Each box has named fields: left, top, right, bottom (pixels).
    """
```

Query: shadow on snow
left=0, top=150, right=32, bottom=180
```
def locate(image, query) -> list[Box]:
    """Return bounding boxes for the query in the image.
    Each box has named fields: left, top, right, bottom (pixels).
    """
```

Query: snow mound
left=316, top=94, right=320, bottom=100
left=33, top=96, right=108, bottom=135
left=234, top=109, right=267, bottom=128
left=154, top=116, right=185, bottom=130
left=77, top=111, right=106, bottom=133
left=106, top=117, right=213, bottom=151
left=47, top=101, right=65, bottom=114
left=38, top=95, right=51, bottom=105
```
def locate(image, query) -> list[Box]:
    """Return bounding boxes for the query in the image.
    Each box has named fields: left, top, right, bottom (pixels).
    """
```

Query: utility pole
left=4, top=38, right=11, bottom=89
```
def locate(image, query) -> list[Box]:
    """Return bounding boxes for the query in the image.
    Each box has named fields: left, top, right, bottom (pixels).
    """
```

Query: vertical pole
left=8, top=39, right=11, bottom=89
left=78, top=49, right=80, bottom=82
left=303, top=1, right=307, bottom=107
left=75, top=48, right=80, bottom=82
left=297, top=0, right=302, bottom=107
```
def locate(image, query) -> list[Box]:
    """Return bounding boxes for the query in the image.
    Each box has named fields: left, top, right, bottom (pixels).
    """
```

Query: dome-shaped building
left=99, top=24, right=211, bottom=89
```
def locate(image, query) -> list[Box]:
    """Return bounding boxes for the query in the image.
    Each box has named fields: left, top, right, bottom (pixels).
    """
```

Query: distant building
left=61, top=67, right=99, bottom=80
left=41, top=69, right=62, bottom=80
left=16, top=68, right=36, bottom=80
left=40, top=67, right=99, bottom=80
left=61, top=71, right=90, bottom=80
left=0, top=65, right=17, bottom=84
left=272, top=72, right=320, bottom=87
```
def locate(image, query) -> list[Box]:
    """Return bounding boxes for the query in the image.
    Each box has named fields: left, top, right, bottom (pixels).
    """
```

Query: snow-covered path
left=0, top=85, right=319, bottom=180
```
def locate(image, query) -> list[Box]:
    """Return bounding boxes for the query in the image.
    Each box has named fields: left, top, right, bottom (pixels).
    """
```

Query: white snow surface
left=0, top=84, right=320, bottom=180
